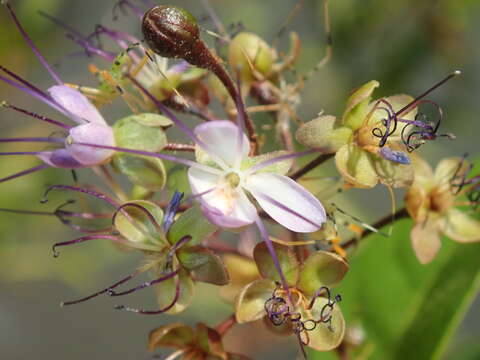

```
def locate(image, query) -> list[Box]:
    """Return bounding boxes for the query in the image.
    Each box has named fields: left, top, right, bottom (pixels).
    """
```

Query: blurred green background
left=0, top=0, right=479, bottom=359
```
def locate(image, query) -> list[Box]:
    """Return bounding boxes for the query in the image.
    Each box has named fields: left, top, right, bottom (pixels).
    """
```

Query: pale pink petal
left=411, top=218, right=442, bottom=264
left=188, top=167, right=256, bottom=228
left=244, top=173, right=326, bottom=232
left=194, top=120, right=249, bottom=167
left=66, top=123, right=115, bottom=165
left=48, top=85, right=106, bottom=124
left=441, top=208, right=480, bottom=243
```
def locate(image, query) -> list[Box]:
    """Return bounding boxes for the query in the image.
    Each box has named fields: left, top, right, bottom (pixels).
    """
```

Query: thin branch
left=215, top=314, right=237, bottom=336
left=343, top=207, right=409, bottom=249
left=289, top=154, right=333, bottom=180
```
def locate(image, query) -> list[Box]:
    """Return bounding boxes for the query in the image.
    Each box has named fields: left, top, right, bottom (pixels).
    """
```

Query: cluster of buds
left=0, top=0, right=478, bottom=359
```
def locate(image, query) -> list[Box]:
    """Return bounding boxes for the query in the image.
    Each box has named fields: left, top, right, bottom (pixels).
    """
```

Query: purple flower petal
left=48, top=85, right=106, bottom=124
left=66, top=123, right=115, bottom=165
left=37, top=149, right=84, bottom=168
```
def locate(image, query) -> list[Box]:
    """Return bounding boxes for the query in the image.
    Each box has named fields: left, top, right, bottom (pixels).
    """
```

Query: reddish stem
left=215, top=314, right=237, bottom=336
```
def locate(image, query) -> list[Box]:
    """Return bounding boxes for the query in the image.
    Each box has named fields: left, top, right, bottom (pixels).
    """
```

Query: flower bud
left=228, top=32, right=274, bottom=82
left=142, top=5, right=201, bottom=62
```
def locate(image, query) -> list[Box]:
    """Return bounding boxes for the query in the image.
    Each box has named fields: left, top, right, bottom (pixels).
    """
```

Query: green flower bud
left=228, top=32, right=274, bottom=82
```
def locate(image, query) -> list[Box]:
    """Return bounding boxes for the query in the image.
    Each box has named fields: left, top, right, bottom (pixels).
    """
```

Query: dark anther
left=468, top=187, right=480, bottom=210
left=163, top=191, right=184, bottom=233
left=369, top=99, right=398, bottom=147
left=400, top=100, right=453, bottom=152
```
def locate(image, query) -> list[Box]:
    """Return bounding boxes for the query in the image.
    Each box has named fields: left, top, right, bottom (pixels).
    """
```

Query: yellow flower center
left=224, top=171, right=241, bottom=188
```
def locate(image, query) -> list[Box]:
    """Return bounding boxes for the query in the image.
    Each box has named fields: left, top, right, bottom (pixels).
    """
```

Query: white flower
left=188, top=120, right=326, bottom=232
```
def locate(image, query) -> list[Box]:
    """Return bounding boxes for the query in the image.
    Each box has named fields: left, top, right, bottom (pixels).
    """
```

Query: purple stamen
left=39, top=11, right=116, bottom=61
left=395, top=71, right=461, bottom=118
left=369, top=99, right=397, bottom=147
left=247, top=149, right=316, bottom=175
left=4, top=1, right=63, bottom=85
left=90, top=25, right=141, bottom=56
left=73, top=141, right=222, bottom=175
left=114, top=274, right=181, bottom=315
left=126, top=74, right=230, bottom=170
left=0, top=67, right=69, bottom=117
left=108, top=269, right=179, bottom=296
left=165, top=235, right=192, bottom=271
left=253, top=215, right=293, bottom=304
left=52, top=234, right=122, bottom=258
left=113, top=0, right=144, bottom=20
left=61, top=269, right=144, bottom=306
left=0, top=137, right=64, bottom=144
left=65, top=33, right=116, bottom=61
left=42, top=185, right=120, bottom=208
left=38, top=10, right=85, bottom=41
left=0, top=164, right=49, bottom=184
left=0, top=207, right=56, bottom=216
left=1, top=101, right=70, bottom=129
left=0, top=151, right=45, bottom=156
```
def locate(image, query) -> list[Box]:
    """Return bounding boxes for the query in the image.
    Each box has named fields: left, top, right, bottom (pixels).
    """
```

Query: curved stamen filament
left=4, top=1, right=63, bottom=85
left=0, top=164, right=49, bottom=183
left=126, top=74, right=230, bottom=170
left=0, top=137, right=64, bottom=144
left=42, top=184, right=120, bottom=208
left=246, top=149, right=316, bottom=176
left=114, top=271, right=181, bottom=315
left=1, top=101, right=71, bottom=129
left=74, top=141, right=222, bottom=175
left=108, top=269, right=179, bottom=297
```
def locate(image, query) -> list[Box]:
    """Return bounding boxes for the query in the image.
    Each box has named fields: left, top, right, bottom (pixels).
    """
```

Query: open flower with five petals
left=188, top=120, right=326, bottom=232
left=405, top=156, right=480, bottom=263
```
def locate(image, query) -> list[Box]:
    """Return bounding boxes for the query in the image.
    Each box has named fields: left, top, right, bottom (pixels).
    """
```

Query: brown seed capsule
left=142, top=5, right=205, bottom=65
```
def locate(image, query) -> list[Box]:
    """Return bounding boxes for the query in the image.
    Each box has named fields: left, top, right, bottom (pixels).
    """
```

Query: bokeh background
left=0, top=0, right=479, bottom=359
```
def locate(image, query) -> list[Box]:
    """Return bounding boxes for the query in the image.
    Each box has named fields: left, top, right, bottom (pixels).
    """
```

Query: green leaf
left=235, top=279, right=276, bottom=323
left=168, top=204, right=217, bottom=246
left=113, top=114, right=168, bottom=152
left=178, top=246, right=229, bottom=285
left=112, top=154, right=167, bottom=191
left=129, top=113, right=173, bottom=128
left=392, top=241, right=480, bottom=360
left=334, top=218, right=470, bottom=358
left=253, top=242, right=299, bottom=286
left=297, top=251, right=349, bottom=296
left=166, top=164, right=192, bottom=196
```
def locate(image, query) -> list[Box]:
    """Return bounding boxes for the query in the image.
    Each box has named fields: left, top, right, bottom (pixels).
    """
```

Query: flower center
left=224, top=171, right=241, bottom=188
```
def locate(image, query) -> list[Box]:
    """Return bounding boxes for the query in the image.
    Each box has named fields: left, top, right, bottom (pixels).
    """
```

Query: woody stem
left=290, top=154, right=333, bottom=180
left=343, top=207, right=409, bottom=249
left=215, top=314, right=237, bottom=336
